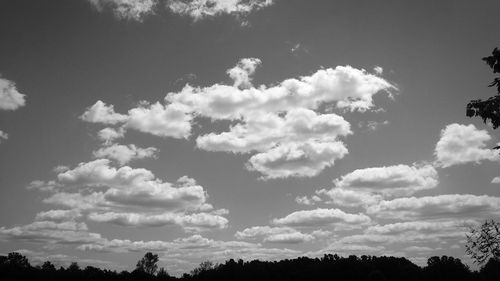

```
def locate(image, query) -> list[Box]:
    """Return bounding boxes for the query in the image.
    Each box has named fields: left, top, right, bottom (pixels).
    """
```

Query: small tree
left=465, top=220, right=500, bottom=264
left=136, top=252, right=159, bottom=275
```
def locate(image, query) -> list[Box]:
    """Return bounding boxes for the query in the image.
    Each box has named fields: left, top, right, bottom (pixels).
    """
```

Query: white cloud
left=81, top=101, right=192, bottom=139
left=360, top=120, right=389, bottom=131
left=248, top=140, right=349, bottom=179
left=315, top=188, right=383, bottom=208
left=87, top=211, right=228, bottom=231
left=272, top=208, right=371, bottom=227
left=0, top=76, right=26, bottom=111
left=367, top=194, right=500, bottom=220
left=98, top=127, right=125, bottom=144
left=35, top=209, right=82, bottom=222
left=87, top=0, right=274, bottom=22
left=196, top=108, right=352, bottom=153
left=125, top=101, right=192, bottom=138
left=80, top=100, right=128, bottom=125
left=373, top=66, right=383, bottom=75
left=492, top=176, right=500, bottom=184
left=166, top=0, right=274, bottom=21
left=234, top=226, right=328, bottom=244
left=55, top=159, right=209, bottom=211
left=88, top=0, right=158, bottom=21
left=332, top=164, right=438, bottom=197
left=167, top=64, right=395, bottom=119
left=434, top=123, right=498, bottom=168
left=82, top=59, right=394, bottom=179
left=0, top=130, right=8, bottom=143
left=31, top=159, right=227, bottom=233
left=93, top=143, right=158, bottom=165
left=226, top=57, right=261, bottom=89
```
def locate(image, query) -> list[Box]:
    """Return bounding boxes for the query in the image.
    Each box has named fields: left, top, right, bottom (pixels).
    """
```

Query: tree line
left=1, top=251, right=500, bottom=281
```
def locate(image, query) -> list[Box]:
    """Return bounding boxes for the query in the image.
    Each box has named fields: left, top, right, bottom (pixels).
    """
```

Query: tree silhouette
left=466, top=220, right=500, bottom=265
left=136, top=252, right=159, bottom=275
left=190, top=260, right=214, bottom=276
left=466, top=47, right=500, bottom=129
left=5, top=252, right=30, bottom=268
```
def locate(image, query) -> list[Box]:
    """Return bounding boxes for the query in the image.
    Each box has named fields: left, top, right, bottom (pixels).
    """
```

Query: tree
left=6, top=252, right=30, bottom=268
left=157, top=267, right=170, bottom=279
left=466, top=47, right=500, bottom=129
left=135, top=252, right=159, bottom=275
left=68, top=262, right=80, bottom=272
left=465, top=220, right=500, bottom=264
left=41, top=261, right=56, bottom=271
left=190, top=260, right=214, bottom=276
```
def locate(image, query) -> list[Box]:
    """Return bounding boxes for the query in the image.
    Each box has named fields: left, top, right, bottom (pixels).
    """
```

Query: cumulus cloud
left=196, top=109, right=351, bottom=154
left=167, top=0, right=274, bottom=21
left=93, top=143, right=158, bottom=165
left=234, top=226, right=330, bottom=244
left=434, top=123, right=498, bottom=168
left=87, top=0, right=158, bottom=21
left=82, top=59, right=394, bottom=179
left=125, top=101, right=193, bottom=138
left=87, top=0, right=274, bottom=22
left=80, top=100, right=128, bottom=125
left=81, top=101, right=192, bottom=139
left=0, top=76, right=26, bottom=111
left=55, top=159, right=209, bottom=211
left=247, top=140, right=349, bottom=179
left=332, top=164, right=438, bottom=197
left=272, top=208, right=370, bottom=228
left=492, top=176, right=500, bottom=184
left=35, top=209, right=83, bottom=222
left=87, top=211, right=228, bottom=231
left=367, top=194, right=500, bottom=220
left=294, top=164, right=437, bottom=208
left=28, top=159, right=226, bottom=233
left=0, top=130, right=8, bottom=143
left=98, top=127, right=125, bottom=144
left=226, top=57, right=261, bottom=89
left=315, top=188, right=383, bottom=208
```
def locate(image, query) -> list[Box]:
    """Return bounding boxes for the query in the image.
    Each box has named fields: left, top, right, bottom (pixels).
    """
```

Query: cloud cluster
left=0, top=130, right=8, bottom=143
left=235, top=226, right=330, bottom=244
left=0, top=76, right=26, bottom=143
left=167, top=0, right=273, bottom=21
left=29, top=159, right=228, bottom=232
left=332, top=164, right=438, bottom=197
left=0, top=76, right=26, bottom=111
left=434, top=123, right=498, bottom=168
left=88, top=0, right=158, bottom=21
left=92, top=143, right=158, bottom=165
left=366, top=194, right=500, bottom=220
left=81, top=59, right=394, bottom=178
left=87, top=0, right=273, bottom=21
left=272, top=208, right=371, bottom=228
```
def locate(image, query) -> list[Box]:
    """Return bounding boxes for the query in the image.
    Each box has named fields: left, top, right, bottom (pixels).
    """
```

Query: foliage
left=466, top=48, right=500, bottom=129
left=466, top=220, right=500, bottom=265
left=136, top=252, right=160, bottom=275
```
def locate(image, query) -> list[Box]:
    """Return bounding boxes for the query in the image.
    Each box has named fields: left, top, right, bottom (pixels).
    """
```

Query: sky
left=1, top=0, right=500, bottom=276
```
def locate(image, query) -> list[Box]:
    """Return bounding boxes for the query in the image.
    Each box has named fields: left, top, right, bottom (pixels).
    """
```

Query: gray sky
left=1, top=0, right=500, bottom=276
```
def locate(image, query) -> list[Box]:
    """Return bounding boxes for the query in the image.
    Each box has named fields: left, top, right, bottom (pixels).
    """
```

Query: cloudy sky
left=1, top=0, right=500, bottom=276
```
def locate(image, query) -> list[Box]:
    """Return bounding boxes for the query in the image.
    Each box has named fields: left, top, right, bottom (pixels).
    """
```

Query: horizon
left=1, top=0, right=500, bottom=277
